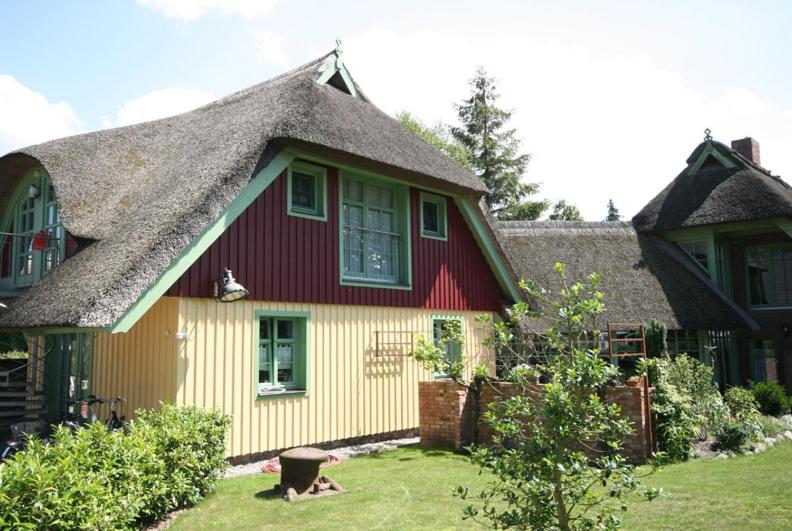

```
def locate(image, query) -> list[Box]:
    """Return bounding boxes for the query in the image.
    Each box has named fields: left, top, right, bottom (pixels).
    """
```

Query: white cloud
left=253, top=30, right=289, bottom=68
left=344, top=29, right=792, bottom=220
left=106, top=88, right=215, bottom=127
left=137, top=0, right=278, bottom=21
left=0, top=75, right=83, bottom=154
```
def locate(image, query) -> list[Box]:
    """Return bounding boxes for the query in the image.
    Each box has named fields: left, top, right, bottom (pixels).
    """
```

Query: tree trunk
left=552, top=468, right=570, bottom=531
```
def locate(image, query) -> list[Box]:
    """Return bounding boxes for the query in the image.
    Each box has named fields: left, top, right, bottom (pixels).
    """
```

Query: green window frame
left=340, top=172, right=411, bottom=288
left=677, top=240, right=710, bottom=273
left=745, top=243, right=792, bottom=308
left=420, top=192, right=448, bottom=240
left=751, top=339, right=778, bottom=382
left=255, top=311, right=309, bottom=398
left=0, top=169, right=65, bottom=290
left=431, top=316, right=463, bottom=378
left=667, top=329, right=702, bottom=359
left=287, top=162, right=327, bottom=221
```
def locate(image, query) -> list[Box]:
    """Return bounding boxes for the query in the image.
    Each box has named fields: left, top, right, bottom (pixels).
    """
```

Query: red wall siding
left=167, top=165, right=506, bottom=311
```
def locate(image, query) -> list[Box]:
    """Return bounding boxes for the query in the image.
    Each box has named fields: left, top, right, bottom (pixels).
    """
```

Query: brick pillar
left=606, top=385, right=653, bottom=464
left=418, top=380, right=472, bottom=449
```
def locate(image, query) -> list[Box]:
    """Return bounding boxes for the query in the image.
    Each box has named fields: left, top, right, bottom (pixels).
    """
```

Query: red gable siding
left=167, top=165, right=506, bottom=311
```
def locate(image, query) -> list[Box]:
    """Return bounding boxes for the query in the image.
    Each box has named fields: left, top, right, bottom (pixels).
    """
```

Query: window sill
left=287, top=208, right=327, bottom=222
left=421, top=231, right=447, bottom=241
left=749, top=305, right=792, bottom=311
left=256, top=389, right=307, bottom=401
left=340, top=278, right=412, bottom=291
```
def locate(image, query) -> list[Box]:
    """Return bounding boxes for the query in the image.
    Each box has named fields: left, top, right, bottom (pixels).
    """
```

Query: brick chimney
left=731, top=137, right=760, bottom=165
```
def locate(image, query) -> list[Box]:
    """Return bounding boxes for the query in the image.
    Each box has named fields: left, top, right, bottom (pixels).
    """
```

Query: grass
left=172, top=443, right=792, bottom=530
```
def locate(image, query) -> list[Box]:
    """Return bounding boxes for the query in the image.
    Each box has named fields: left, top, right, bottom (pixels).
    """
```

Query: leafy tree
left=460, top=264, right=660, bottom=530
left=549, top=200, right=583, bottom=221
left=605, top=199, right=622, bottom=221
left=396, top=112, right=472, bottom=170
left=452, top=68, right=547, bottom=220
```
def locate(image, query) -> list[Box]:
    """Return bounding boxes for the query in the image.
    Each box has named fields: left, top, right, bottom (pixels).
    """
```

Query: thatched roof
left=496, top=221, right=756, bottom=331
left=633, top=140, right=792, bottom=233
left=0, top=51, right=486, bottom=329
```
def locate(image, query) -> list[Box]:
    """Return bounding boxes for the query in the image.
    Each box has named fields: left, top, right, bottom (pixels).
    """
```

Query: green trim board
left=253, top=309, right=310, bottom=400
left=775, top=218, right=792, bottom=239
left=287, top=162, right=328, bottom=221
left=431, top=314, right=463, bottom=379
left=315, top=51, right=359, bottom=99
left=108, top=151, right=297, bottom=334
left=338, top=168, right=413, bottom=290
left=688, top=142, right=737, bottom=176
left=419, top=191, right=448, bottom=241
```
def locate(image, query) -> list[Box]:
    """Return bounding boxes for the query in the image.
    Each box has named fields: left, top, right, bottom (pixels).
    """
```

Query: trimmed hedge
left=0, top=404, right=230, bottom=530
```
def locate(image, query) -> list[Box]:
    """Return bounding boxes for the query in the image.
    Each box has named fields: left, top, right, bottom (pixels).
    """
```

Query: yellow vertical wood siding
left=176, top=298, right=495, bottom=458
left=93, top=298, right=179, bottom=417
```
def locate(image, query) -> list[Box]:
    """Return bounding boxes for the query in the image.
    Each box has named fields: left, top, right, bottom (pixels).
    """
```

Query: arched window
left=0, top=168, right=64, bottom=289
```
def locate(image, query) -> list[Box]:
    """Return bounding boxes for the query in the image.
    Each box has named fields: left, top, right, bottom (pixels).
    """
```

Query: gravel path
left=224, top=437, right=419, bottom=478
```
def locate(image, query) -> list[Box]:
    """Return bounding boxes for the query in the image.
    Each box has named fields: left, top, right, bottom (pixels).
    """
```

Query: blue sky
left=2, top=0, right=791, bottom=219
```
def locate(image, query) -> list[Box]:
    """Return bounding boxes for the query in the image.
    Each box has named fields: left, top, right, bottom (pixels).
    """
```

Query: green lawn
left=172, top=444, right=792, bottom=530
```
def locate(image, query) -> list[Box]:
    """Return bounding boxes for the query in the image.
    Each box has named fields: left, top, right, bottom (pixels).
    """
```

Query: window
left=341, top=174, right=409, bottom=286
left=420, top=192, right=447, bottom=240
left=0, top=170, right=64, bottom=289
left=287, top=163, right=327, bottom=221
left=668, top=330, right=701, bottom=359
left=746, top=244, right=792, bottom=308
left=432, top=317, right=463, bottom=377
left=751, top=339, right=778, bottom=382
left=256, top=313, right=308, bottom=396
left=677, top=240, right=709, bottom=272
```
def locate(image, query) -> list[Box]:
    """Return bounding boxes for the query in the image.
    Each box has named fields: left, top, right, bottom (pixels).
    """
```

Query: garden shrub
left=716, top=387, right=761, bottom=451
left=0, top=404, right=230, bottom=530
left=644, top=357, right=695, bottom=462
left=663, top=355, right=727, bottom=439
left=749, top=381, right=791, bottom=417
left=757, top=415, right=783, bottom=438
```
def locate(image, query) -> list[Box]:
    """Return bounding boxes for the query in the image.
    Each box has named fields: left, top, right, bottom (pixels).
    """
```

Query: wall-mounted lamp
left=213, top=268, right=249, bottom=303
left=28, top=184, right=40, bottom=200
left=0, top=302, right=6, bottom=310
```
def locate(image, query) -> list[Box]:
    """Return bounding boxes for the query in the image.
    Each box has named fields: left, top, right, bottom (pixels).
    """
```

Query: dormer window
left=0, top=170, right=64, bottom=289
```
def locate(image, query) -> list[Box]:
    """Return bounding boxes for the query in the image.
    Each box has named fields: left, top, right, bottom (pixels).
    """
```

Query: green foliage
left=642, top=357, right=695, bottom=462
left=749, top=381, right=791, bottom=416
left=410, top=319, right=466, bottom=382
left=451, top=68, right=547, bottom=221
left=644, top=320, right=668, bottom=358
left=0, top=404, right=230, bottom=529
left=461, top=263, right=659, bottom=530
left=757, top=415, right=783, bottom=438
left=548, top=200, right=583, bottom=221
left=396, top=112, right=472, bottom=170
left=664, top=355, right=727, bottom=439
left=0, top=351, right=27, bottom=360
left=716, top=387, right=761, bottom=451
left=605, top=199, right=622, bottom=221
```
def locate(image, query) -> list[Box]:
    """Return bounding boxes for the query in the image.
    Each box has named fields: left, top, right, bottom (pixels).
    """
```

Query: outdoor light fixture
left=214, top=268, right=248, bottom=303
left=28, top=184, right=40, bottom=200
left=0, top=302, right=6, bottom=309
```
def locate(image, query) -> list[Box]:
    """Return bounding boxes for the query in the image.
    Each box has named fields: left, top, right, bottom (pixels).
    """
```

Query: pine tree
left=548, top=200, right=583, bottom=221
left=605, top=199, right=622, bottom=221
left=452, top=68, right=547, bottom=220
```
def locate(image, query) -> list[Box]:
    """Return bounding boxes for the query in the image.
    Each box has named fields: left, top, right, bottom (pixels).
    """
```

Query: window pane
left=345, top=179, right=363, bottom=202
left=276, top=343, right=294, bottom=383
left=747, top=250, right=771, bottom=305
left=258, top=344, right=271, bottom=384
left=679, top=241, right=708, bottom=271
left=423, top=201, right=438, bottom=234
left=259, top=320, right=270, bottom=340
left=291, top=171, right=316, bottom=211
left=277, top=320, right=294, bottom=340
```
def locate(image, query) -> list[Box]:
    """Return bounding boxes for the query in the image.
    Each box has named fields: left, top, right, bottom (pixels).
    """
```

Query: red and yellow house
left=0, top=48, right=521, bottom=458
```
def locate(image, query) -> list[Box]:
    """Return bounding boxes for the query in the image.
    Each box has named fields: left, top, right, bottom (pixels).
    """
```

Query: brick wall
left=418, top=380, right=653, bottom=463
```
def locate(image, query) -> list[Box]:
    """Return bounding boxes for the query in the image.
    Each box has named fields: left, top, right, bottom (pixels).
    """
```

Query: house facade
left=0, top=49, right=521, bottom=458
left=633, top=137, right=792, bottom=390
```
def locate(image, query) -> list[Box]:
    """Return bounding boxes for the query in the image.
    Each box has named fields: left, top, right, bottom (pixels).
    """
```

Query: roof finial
left=704, top=128, right=712, bottom=141
left=335, top=38, right=343, bottom=57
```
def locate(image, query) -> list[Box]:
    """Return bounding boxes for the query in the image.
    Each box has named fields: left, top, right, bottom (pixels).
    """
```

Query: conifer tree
left=605, top=198, right=622, bottom=221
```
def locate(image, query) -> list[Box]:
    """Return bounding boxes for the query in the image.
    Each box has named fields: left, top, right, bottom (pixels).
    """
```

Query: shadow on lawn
left=362, top=444, right=468, bottom=462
